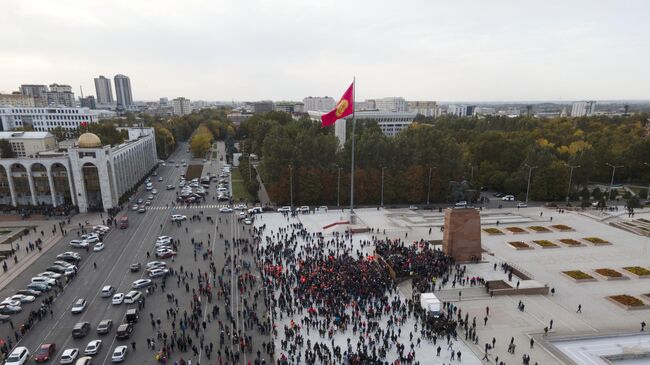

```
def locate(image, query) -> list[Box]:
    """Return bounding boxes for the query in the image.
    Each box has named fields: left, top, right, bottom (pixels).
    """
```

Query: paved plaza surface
left=259, top=204, right=650, bottom=365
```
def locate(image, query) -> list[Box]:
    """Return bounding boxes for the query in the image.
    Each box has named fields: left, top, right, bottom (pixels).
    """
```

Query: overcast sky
left=1, top=0, right=648, bottom=102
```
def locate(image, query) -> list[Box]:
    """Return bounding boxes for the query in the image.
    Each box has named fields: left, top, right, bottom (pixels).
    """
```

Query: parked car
left=516, top=202, right=528, bottom=208
left=502, top=195, right=515, bottom=201
left=277, top=206, right=291, bottom=213
left=0, top=305, right=21, bottom=314
left=93, top=242, right=105, bottom=251
left=132, top=279, right=152, bottom=289
left=219, top=207, right=233, bottom=213
left=171, top=215, right=187, bottom=222
left=69, top=240, right=89, bottom=248
left=455, top=201, right=468, bottom=207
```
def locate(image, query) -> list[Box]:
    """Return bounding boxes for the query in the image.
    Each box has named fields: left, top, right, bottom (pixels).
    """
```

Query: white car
left=277, top=206, right=291, bottom=213
left=111, top=345, right=127, bottom=362
left=93, top=242, right=105, bottom=252
left=152, top=189, right=158, bottom=195
left=156, top=236, right=172, bottom=244
left=132, top=279, right=152, bottom=289
left=31, top=276, right=56, bottom=286
left=219, top=207, right=233, bottom=213
left=60, top=348, right=79, bottom=364
left=248, top=207, right=263, bottom=214
left=111, top=293, right=124, bottom=305
left=238, top=211, right=246, bottom=218
left=516, top=202, right=528, bottom=208
left=8, top=294, right=35, bottom=304
left=166, top=184, right=174, bottom=190
left=38, top=271, right=62, bottom=280
left=502, top=195, right=515, bottom=201
left=80, top=234, right=100, bottom=243
left=455, top=201, right=468, bottom=207
left=69, top=240, right=89, bottom=248
left=84, top=340, right=102, bottom=356
left=71, top=298, right=87, bottom=314
left=234, top=204, right=247, bottom=210
left=123, top=290, right=142, bottom=304
left=4, top=346, right=29, bottom=365
left=171, top=214, right=187, bottom=222
left=0, top=298, right=21, bottom=307
left=244, top=219, right=252, bottom=225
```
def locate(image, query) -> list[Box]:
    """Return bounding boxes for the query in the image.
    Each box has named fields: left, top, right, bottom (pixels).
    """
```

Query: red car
left=34, top=343, right=56, bottom=362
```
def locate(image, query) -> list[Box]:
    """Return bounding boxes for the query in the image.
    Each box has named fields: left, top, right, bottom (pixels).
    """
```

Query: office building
left=172, top=97, right=192, bottom=116
left=0, top=131, right=58, bottom=157
left=447, top=105, right=476, bottom=118
left=571, top=101, right=596, bottom=117
left=79, top=96, right=97, bottom=109
left=274, top=101, right=304, bottom=114
left=114, top=74, right=133, bottom=110
left=303, top=96, right=335, bottom=112
left=43, top=84, right=75, bottom=107
left=19, top=85, right=48, bottom=107
left=94, top=76, right=114, bottom=104
left=0, top=107, right=107, bottom=135
left=355, top=100, right=376, bottom=111
left=308, top=110, right=416, bottom=138
left=0, top=93, right=35, bottom=107
left=408, top=101, right=439, bottom=118
left=374, top=97, right=407, bottom=112
left=159, top=97, right=169, bottom=107
left=251, top=101, right=274, bottom=113
left=0, top=128, right=157, bottom=212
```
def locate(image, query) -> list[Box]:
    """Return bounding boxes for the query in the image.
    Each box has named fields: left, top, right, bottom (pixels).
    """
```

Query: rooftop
left=0, top=131, right=53, bottom=139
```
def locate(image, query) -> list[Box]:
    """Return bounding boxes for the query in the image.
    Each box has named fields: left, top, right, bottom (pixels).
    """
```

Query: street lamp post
left=337, top=167, right=341, bottom=207
left=380, top=167, right=385, bottom=207
left=565, top=164, right=580, bottom=202
left=289, top=165, right=293, bottom=209
left=524, top=164, right=538, bottom=203
left=426, top=167, right=432, bottom=205
left=605, top=163, right=623, bottom=201
left=644, top=162, right=650, bottom=200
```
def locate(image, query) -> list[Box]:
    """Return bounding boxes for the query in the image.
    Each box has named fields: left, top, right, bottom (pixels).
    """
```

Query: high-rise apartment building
left=303, top=96, right=335, bottom=112
left=571, top=101, right=596, bottom=117
left=114, top=74, right=133, bottom=110
left=43, top=83, right=75, bottom=107
left=94, top=76, right=114, bottom=104
left=172, top=97, right=192, bottom=116
left=19, top=85, right=48, bottom=106
left=374, top=97, right=407, bottom=112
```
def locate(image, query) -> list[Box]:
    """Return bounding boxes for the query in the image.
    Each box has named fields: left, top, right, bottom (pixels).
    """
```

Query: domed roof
left=78, top=133, right=102, bottom=148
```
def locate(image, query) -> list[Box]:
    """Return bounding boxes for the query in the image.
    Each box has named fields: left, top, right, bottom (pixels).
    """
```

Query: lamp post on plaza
left=524, top=164, right=538, bottom=203
left=605, top=163, right=623, bottom=201
left=426, top=166, right=433, bottom=206
left=289, top=164, right=293, bottom=209
left=381, top=167, right=385, bottom=207
left=565, top=164, right=580, bottom=202
left=337, top=166, right=341, bottom=207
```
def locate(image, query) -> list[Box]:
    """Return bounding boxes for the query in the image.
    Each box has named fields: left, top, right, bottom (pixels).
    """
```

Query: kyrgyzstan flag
left=321, top=82, right=354, bottom=127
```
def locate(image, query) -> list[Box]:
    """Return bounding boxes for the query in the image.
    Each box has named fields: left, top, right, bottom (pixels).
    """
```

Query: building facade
left=0, top=107, right=103, bottom=133
left=42, top=84, right=75, bottom=107
left=308, top=110, right=416, bottom=138
left=571, top=101, right=596, bottom=117
left=251, top=101, right=274, bottom=114
left=0, top=129, right=157, bottom=212
left=172, top=97, right=192, bottom=116
left=79, top=96, right=97, bottom=109
left=408, top=101, right=439, bottom=117
left=114, top=74, right=133, bottom=110
left=374, top=97, right=407, bottom=112
left=0, top=132, right=57, bottom=157
left=19, top=85, right=48, bottom=107
left=0, top=93, right=35, bottom=107
left=94, top=76, right=114, bottom=105
left=303, top=96, right=335, bottom=112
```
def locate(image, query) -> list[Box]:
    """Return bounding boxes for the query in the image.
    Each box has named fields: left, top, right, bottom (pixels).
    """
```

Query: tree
left=190, top=133, right=212, bottom=158
left=0, top=140, right=15, bottom=158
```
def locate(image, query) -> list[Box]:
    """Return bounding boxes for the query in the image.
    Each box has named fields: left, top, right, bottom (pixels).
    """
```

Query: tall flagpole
left=349, top=77, right=356, bottom=223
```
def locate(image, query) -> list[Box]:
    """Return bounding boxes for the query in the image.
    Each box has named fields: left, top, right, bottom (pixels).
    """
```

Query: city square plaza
left=256, top=205, right=650, bottom=365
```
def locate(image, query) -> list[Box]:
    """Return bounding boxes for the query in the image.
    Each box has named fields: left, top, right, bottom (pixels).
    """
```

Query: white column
left=27, top=166, right=37, bottom=205
left=4, top=165, right=16, bottom=207
left=46, top=165, right=57, bottom=207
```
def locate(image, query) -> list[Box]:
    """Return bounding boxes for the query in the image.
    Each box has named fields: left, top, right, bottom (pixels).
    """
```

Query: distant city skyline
left=1, top=0, right=649, bottom=101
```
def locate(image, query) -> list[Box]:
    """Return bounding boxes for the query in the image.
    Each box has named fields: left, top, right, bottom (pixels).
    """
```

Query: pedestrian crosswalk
left=148, top=204, right=232, bottom=210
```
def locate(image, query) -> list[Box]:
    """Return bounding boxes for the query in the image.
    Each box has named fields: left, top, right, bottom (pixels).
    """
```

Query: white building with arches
left=0, top=128, right=157, bottom=213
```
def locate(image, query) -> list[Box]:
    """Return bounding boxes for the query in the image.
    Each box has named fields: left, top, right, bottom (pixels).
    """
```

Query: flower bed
left=506, top=227, right=527, bottom=234
left=533, top=240, right=559, bottom=248
left=559, top=238, right=583, bottom=247
left=551, top=224, right=573, bottom=231
left=528, top=226, right=551, bottom=233
left=623, top=266, right=650, bottom=277
left=483, top=228, right=504, bottom=235
left=595, top=268, right=627, bottom=280
left=507, top=241, right=533, bottom=250
left=607, top=295, right=647, bottom=310
left=562, top=270, right=596, bottom=282
left=583, top=237, right=611, bottom=245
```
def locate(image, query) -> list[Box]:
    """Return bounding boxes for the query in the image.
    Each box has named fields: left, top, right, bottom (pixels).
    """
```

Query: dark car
left=97, top=319, right=113, bottom=334
left=116, top=323, right=133, bottom=339
left=0, top=314, right=10, bottom=323
left=45, top=265, right=67, bottom=274
left=72, top=321, right=90, bottom=338
left=129, top=263, right=141, bottom=272
left=34, top=343, right=56, bottom=362
left=56, top=253, right=81, bottom=263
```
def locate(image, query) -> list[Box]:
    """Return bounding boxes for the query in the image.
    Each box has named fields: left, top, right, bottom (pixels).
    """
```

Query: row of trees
left=237, top=111, right=650, bottom=205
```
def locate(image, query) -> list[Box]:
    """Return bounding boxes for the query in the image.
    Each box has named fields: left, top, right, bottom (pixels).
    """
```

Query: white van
left=123, top=290, right=142, bottom=304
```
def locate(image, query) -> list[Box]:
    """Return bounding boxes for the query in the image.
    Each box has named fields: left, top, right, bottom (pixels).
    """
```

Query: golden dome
left=78, top=133, right=102, bottom=148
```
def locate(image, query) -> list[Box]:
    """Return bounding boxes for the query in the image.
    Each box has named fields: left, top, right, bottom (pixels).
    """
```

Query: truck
left=420, top=292, right=441, bottom=318
left=119, top=216, right=129, bottom=229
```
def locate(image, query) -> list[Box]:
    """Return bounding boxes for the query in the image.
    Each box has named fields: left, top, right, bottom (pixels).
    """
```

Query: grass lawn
left=231, top=168, right=254, bottom=202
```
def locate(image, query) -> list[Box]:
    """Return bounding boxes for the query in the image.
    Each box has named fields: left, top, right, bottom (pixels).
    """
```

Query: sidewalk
left=253, top=164, right=272, bottom=206
left=0, top=213, right=104, bottom=291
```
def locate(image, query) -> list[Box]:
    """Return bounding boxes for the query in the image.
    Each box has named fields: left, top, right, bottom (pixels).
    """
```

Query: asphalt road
left=0, top=142, right=271, bottom=364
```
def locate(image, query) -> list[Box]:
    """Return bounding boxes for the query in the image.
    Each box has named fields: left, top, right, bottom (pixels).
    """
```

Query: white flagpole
left=349, top=77, right=356, bottom=223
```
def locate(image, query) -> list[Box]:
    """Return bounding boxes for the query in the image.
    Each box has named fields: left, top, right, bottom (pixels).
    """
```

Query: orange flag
left=321, top=82, right=354, bottom=127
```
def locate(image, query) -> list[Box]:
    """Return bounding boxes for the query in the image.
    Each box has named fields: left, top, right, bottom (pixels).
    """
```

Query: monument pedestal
left=443, top=208, right=482, bottom=262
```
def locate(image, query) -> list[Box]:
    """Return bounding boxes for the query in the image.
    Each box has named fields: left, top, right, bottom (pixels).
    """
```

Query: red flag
left=321, top=82, right=354, bottom=127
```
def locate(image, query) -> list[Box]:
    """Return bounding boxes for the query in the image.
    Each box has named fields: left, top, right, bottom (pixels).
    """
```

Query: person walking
left=642, top=321, right=646, bottom=332
left=577, top=304, right=582, bottom=313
